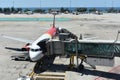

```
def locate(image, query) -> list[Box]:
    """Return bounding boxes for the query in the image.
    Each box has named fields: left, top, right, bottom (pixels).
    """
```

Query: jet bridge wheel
left=78, top=64, right=84, bottom=70
left=78, top=54, right=87, bottom=70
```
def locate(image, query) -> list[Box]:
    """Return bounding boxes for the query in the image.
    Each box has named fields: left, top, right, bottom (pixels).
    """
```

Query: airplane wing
left=5, top=47, right=24, bottom=51
left=1, top=34, right=33, bottom=43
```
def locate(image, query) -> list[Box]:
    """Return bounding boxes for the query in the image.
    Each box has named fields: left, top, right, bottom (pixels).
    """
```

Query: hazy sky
left=0, top=0, right=120, bottom=8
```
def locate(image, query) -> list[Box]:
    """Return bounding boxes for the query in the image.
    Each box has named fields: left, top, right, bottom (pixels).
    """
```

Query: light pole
left=114, top=31, right=120, bottom=43
left=70, top=0, right=71, bottom=13
left=40, top=0, right=41, bottom=9
left=52, top=11, right=57, bottom=27
left=104, top=2, right=106, bottom=8
left=112, top=0, right=114, bottom=8
left=13, top=0, right=14, bottom=7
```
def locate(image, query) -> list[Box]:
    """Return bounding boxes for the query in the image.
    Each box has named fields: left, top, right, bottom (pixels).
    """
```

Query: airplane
left=2, top=24, right=57, bottom=61
left=1, top=12, right=76, bottom=62
left=1, top=12, right=85, bottom=62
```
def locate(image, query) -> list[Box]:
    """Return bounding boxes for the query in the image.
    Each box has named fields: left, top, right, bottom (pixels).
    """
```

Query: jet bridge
left=46, top=39, right=120, bottom=66
left=46, top=39, right=120, bottom=58
left=46, top=28, right=120, bottom=66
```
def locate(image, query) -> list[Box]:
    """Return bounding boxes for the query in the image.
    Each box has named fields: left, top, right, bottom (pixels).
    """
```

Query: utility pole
left=104, top=2, right=107, bottom=8
left=70, top=0, right=71, bottom=13
left=52, top=11, right=57, bottom=27
left=40, top=0, right=41, bottom=8
left=114, top=31, right=120, bottom=42
left=112, top=0, right=114, bottom=8
left=13, top=0, right=14, bottom=8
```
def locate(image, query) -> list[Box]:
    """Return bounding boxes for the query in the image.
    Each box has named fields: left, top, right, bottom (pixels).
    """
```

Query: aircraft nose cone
left=29, top=51, right=44, bottom=61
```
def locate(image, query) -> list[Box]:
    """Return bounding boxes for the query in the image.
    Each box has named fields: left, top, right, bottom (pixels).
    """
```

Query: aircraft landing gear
left=34, top=61, right=44, bottom=73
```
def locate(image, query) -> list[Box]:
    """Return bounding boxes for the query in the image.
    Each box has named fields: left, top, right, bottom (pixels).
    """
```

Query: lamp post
left=52, top=11, right=57, bottom=27
left=112, top=0, right=114, bottom=8
left=13, top=0, right=14, bottom=8
left=70, top=0, right=71, bottom=13
left=40, top=0, right=41, bottom=8
left=114, top=31, right=120, bottom=43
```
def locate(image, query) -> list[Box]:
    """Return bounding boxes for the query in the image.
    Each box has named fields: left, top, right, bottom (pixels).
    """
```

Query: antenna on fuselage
left=52, top=11, right=57, bottom=28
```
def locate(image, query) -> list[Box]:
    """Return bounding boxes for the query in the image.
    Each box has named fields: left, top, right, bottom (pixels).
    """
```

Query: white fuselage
left=29, top=34, right=52, bottom=61
left=29, top=27, right=56, bottom=61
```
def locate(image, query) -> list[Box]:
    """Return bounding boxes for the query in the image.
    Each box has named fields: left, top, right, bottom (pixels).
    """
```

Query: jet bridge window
left=64, top=42, right=115, bottom=58
left=80, top=43, right=114, bottom=57
left=64, top=42, right=81, bottom=54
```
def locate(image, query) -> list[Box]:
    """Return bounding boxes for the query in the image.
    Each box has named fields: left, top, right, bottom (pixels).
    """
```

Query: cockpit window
left=30, top=48, right=41, bottom=52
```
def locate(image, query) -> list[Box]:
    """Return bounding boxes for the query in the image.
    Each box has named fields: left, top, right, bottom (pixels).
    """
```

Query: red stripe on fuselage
left=45, top=27, right=56, bottom=37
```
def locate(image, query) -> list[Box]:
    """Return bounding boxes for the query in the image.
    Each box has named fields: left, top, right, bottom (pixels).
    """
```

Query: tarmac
left=0, top=13, right=120, bottom=80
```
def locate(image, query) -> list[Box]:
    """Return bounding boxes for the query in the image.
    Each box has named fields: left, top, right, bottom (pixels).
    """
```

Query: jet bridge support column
left=75, top=37, right=79, bottom=68
left=68, top=54, right=75, bottom=69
